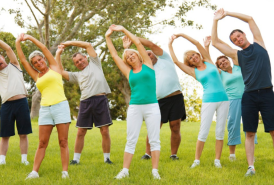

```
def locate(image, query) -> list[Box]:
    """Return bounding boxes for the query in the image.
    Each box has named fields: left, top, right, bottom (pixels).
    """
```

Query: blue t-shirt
left=237, top=42, right=272, bottom=92
left=220, top=65, right=244, bottom=100
left=154, top=51, right=182, bottom=100
left=195, top=62, right=228, bottom=103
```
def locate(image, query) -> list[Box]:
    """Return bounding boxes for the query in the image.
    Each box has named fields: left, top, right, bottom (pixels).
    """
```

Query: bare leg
left=151, top=150, right=160, bottom=169
left=215, top=140, right=223, bottom=160
left=245, top=132, right=256, bottom=166
left=229, top=145, right=236, bottom=154
left=270, top=130, right=274, bottom=148
left=56, top=123, right=70, bottom=171
left=33, top=125, right=53, bottom=172
left=74, top=128, right=87, bottom=153
left=19, top=135, right=28, bottom=154
left=123, top=152, right=134, bottom=169
left=100, top=126, right=111, bottom=153
left=0, top=137, right=9, bottom=155
left=195, top=140, right=205, bottom=160
left=169, top=119, right=181, bottom=155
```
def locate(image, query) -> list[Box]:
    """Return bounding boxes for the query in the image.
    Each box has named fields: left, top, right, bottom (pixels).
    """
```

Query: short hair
left=28, top=50, right=45, bottom=63
left=215, top=55, right=229, bottom=68
left=229, top=29, right=244, bottom=42
left=72, top=52, right=86, bottom=59
left=122, top=49, right=143, bottom=66
left=183, top=50, right=202, bottom=67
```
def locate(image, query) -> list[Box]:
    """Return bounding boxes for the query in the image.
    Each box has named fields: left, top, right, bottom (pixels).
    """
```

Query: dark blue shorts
left=0, top=98, right=32, bottom=137
left=242, top=88, right=274, bottom=132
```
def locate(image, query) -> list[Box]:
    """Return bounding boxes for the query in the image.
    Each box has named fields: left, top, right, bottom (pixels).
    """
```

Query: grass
left=0, top=120, right=273, bottom=185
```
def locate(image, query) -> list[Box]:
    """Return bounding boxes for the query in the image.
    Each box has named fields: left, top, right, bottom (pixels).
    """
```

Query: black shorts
left=242, top=87, right=274, bottom=132
left=158, top=94, right=186, bottom=123
left=76, top=95, right=113, bottom=129
left=0, top=98, right=32, bottom=137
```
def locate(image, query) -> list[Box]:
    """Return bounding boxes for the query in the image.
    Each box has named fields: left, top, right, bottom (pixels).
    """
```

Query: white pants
left=198, top=101, right=229, bottom=142
left=125, top=103, right=161, bottom=154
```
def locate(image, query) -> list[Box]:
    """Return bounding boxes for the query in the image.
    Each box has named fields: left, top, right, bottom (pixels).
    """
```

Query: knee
left=246, top=132, right=256, bottom=139
left=59, top=139, right=68, bottom=148
left=100, top=127, right=109, bottom=137
left=170, top=123, right=180, bottom=134
left=19, top=135, right=27, bottom=140
left=77, top=129, right=87, bottom=137
left=38, top=140, right=48, bottom=149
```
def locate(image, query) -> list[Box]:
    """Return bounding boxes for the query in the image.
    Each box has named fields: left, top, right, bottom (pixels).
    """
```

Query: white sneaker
left=22, top=160, right=29, bottom=165
left=190, top=161, right=200, bottom=168
left=25, top=171, right=39, bottom=180
left=62, top=171, right=69, bottom=179
left=214, top=160, right=222, bottom=168
left=152, top=170, right=161, bottom=180
left=115, top=170, right=129, bottom=179
left=0, top=159, right=6, bottom=165
left=229, top=156, right=236, bottom=162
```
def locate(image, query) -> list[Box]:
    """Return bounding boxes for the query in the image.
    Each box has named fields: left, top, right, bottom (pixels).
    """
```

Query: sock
left=122, top=168, right=129, bottom=173
left=62, top=171, right=68, bottom=175
left=21, top=154, right=27, bottom=162
left=214, top=159, right=220, bottom=163
left=73, top=153, right=81, bottom=162
left=248, top=165, right=255, bottom=170
left=0, top=155, right=6, bottom=161
left=170, top=154, right=177, bottom=157
left=152, top=169, right=158, bottom=173
left=230, top=154, right=236, bottom=157
left=104, top=153, right=110, bottom=162
left=32, top=170, right=39, bottom=175
left=145, top=153, right=151, bottom=157
left=194, top=159, right=200, bottom=164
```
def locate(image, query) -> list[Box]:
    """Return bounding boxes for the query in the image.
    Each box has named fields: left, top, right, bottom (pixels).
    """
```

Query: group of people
left=0, top=8, right=273, bottom=180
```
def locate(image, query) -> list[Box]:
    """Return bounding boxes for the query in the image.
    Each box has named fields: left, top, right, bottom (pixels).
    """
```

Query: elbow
left=248, top=16, right=254, bottom=23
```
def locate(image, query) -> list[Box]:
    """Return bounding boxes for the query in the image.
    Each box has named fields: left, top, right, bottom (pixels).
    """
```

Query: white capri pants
left=198, top=101, right=229, bottom=142
left=125, top=103, right=161, bottom=154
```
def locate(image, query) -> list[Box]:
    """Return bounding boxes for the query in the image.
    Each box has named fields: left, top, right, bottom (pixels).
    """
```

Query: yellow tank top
left=36, top=69, right=67, bottom=106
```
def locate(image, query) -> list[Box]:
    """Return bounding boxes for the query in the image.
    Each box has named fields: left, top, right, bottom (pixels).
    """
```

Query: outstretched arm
left=174, top=33, right=213, bottom=64
left=203, top=36, right=211, bottom=58
left=55, top=45, right=69, bottom=80
left=105, top=29, right=131, bottom=79
left=138, top=37, right=163, bottom=56
left=0, top=40, right=21, bottom=69
left=168, top=35, right=196, bottom=79
left=61, top=41, right=97, bottom=58
left=211, top=9, right=238, bottom=65
left=226, top=11, right=265, bottom=48
left=110, top=25, right=153, bottom=69
left=15, top=34, right=38, bottom=81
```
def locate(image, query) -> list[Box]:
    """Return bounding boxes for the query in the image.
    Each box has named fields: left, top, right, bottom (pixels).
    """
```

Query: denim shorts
left=38, top=101, right=71, bottom=126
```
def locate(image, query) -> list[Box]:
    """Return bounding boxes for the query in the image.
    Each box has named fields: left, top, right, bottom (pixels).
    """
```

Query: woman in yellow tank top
left=15, top=33, right=71, bottom=179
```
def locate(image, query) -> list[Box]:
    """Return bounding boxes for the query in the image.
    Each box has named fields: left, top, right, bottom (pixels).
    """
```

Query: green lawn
left=0, top=120, right=273, bottom=185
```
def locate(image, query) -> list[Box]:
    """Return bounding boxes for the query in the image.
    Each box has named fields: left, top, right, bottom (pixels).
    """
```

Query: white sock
left=145, top=153, right=151, bottom=157
left=194, top=159, right=200, bottom=164
left=214, top=159, right=220, bottom=163
left=104, top=153, right=110, bottom=162
left=73, top=153, right=81, bottom=162
left=31, top=170, right=39, bottom=175
left=122, top=168, right=129, bottom=173
left=248, top=165, right=255, bottom=169
left=62, top=171, right=68, bottom=174
left=0, top=155, right=6, bottom=161
left=21, top=154, right=27, bottom=161
left=230, top=154, right=236, bottom=157
left=152, top=169, right=158, bottom=173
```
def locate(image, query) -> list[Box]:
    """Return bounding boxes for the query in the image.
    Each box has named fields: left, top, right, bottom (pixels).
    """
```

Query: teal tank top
left=129, top=64, right=158, bottom=105
left=195, top=62, right=228, bottom=103
left=220, top=65, right=244, bottom=100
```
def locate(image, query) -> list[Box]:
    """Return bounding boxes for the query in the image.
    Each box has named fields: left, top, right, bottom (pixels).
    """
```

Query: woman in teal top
left=168, top=33, right=229, bottom=169
left=105, top=25, right=161, bottom=180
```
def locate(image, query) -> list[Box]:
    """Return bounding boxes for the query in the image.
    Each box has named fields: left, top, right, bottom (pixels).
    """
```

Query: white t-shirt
left=0, top=63, right=28, bottom=104
left=154, top=51, right=182, bottom=100
left=68, top=56, right=111, bottom=101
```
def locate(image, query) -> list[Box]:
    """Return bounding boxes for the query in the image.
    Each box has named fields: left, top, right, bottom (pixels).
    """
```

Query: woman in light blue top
left=168, top=33, right=229, bottom=169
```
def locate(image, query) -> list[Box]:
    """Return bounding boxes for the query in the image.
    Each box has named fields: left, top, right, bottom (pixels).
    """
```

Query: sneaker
left=0, top=159, right=6, bottom=165
left=70, top=160, right=79, bottom=165
left=152, top=170, right=161, bottom=180
left=25, top=171, right=39, bottom=180
left=62, top=171, right=69, bottom=179
left=214, top=160, right=222, bottom=168
left=22, top=160, right=30, bottom=165
left=190, top=161, right=200, bottom=168
left=115, top=170, right=129, bottom=179
left=141, top=154, right=151, bottom=160
left=170, top=155, right=179, bottom=160
left=229, top=156, right=236, bottom=162
left=245, top=167, right=255, bottom=177
left=105, top=158, right=113, bottom=164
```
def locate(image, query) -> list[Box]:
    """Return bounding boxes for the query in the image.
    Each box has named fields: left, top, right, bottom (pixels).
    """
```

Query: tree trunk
left=30, top=90, right=41, bottom=119
left=117, top=77, right=131, bottom=107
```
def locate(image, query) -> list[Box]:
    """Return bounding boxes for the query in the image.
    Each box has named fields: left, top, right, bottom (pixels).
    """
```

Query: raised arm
left=0, top=40, right=21, bottom=69
left=110, top=25, right=153, bottom=69
left=15, top=34, right=38, bottom=81
left=61, top=41, right=97, bottom=58
left=105, top=29, right=131, bottom=79
left=203, top=36, right=211, bottom=58
left=225, top=11, right=265, bottom=48
left=211, top=9, right=238, bottom=65
left=138, top=37, right=163, bottom=56
left=168, top=35, right=196, bottom=79
left=175, top=33, right=213, bottom=64
left=55, top=45, right=69, bottom=80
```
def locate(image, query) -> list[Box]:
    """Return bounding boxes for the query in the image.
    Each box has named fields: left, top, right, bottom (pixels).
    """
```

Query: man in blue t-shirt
left=211, top=8, right=274, bottom=177
left=123, top=36, right=186, bottom=160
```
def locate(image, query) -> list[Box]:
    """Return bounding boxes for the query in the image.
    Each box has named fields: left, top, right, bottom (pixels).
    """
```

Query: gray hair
left=28, top=50, right=45, bottom=63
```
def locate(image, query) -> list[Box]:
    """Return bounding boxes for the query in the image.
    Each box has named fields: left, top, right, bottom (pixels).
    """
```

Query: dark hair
left=229, top=29, right=244, bottom=42
left=215, top=55, right=228, bottom=68
left=72, top=52, right=86, bottom=59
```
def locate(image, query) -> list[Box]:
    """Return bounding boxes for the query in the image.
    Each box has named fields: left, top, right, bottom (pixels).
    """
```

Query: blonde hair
left=122, top=49, right=143, bottom=67
left=28, top=50, right=45, bottom=64
left=183, top=50, right=202, bottom=67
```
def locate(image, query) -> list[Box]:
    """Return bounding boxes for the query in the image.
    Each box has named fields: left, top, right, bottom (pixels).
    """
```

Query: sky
left=1, top=0, right=274, bottom=96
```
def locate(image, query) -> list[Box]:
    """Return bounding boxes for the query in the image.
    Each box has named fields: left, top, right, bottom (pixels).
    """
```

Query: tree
left=5, top=0, right=216, bottom=119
